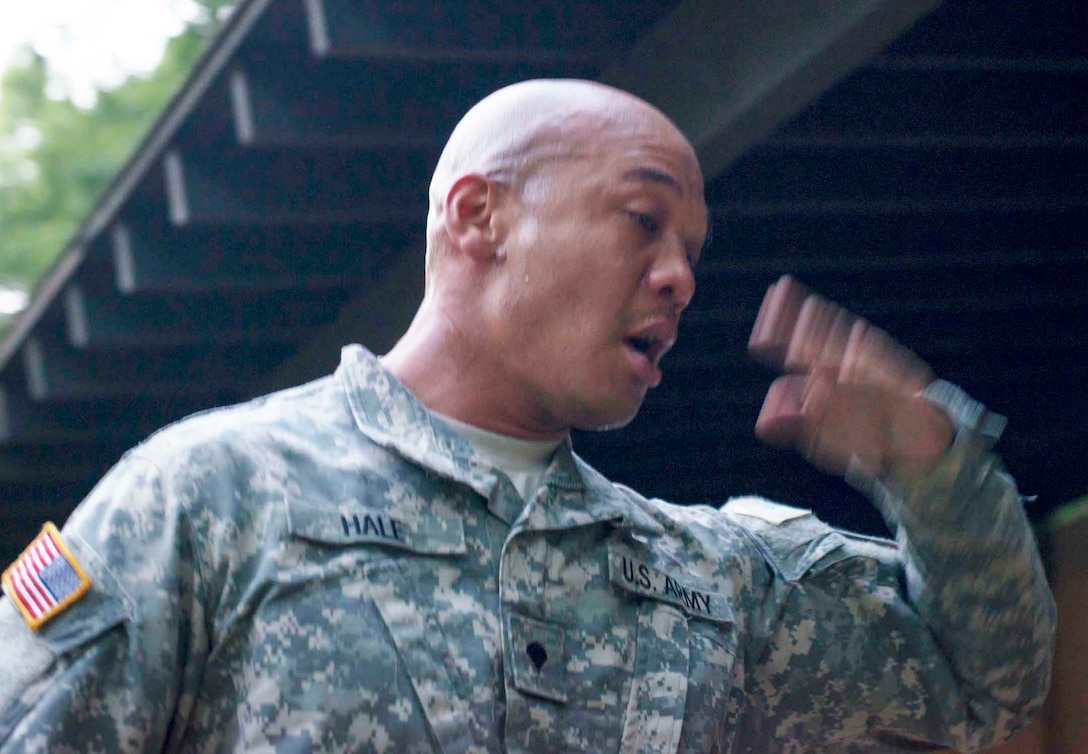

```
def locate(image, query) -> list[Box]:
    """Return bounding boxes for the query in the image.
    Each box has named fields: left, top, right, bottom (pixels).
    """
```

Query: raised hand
left=748, top=275, right=953, bottom=481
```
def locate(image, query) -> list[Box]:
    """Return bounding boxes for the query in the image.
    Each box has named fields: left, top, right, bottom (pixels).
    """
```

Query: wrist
left=884, top=397, right=955, bottom=482
left=884, top=380, right=1005, bottom=483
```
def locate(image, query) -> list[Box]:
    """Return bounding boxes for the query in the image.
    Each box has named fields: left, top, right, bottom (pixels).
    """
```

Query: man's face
left=489, top=118, right=707, bottom=432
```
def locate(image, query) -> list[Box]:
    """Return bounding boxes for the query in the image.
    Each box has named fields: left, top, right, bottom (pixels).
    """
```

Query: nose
left=645, top=243, right=696, bottom=312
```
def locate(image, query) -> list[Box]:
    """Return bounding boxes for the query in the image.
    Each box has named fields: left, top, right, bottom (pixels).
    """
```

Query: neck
left=381, top=298, right=568, bottom=441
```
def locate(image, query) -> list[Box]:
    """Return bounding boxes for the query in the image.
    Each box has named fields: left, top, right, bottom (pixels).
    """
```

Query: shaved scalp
left=424, top=79, right=693, bottom=288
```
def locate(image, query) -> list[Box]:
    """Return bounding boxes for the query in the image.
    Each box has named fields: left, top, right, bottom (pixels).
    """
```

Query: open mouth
left=622, top=316, right=677, bottom=382
left=626, top=336, right=655, bottom=356
left=624, top=334, right=669, bottom=366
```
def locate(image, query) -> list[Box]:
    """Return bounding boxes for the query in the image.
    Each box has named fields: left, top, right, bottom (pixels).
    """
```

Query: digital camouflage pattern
left=0, top=345, right=1056, bottom=752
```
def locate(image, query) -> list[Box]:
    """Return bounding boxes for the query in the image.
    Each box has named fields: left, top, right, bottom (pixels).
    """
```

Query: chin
left=579, top=417, right=636, bottom=433
left=570, top=400, right=644, bottom=433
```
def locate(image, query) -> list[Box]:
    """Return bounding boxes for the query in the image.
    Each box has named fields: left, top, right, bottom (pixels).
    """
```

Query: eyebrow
left=622, top=165, right=710, bottom=260
left=622, top=166, right=684, bottom=195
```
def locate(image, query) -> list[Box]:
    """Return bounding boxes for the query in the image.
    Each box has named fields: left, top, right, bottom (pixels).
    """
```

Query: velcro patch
left=2, top=522, right=91, bottom=631
left=723, top=496, right=811, bottom=525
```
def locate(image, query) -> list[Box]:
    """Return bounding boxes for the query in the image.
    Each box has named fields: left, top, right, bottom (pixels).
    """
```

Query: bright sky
left=0, top=287, right=27, bottom=315
left=0, top=0, right=202, bottom=108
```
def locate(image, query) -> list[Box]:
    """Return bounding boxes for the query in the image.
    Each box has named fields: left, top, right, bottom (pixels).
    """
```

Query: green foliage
left=0, top=1, right=234, bottom=303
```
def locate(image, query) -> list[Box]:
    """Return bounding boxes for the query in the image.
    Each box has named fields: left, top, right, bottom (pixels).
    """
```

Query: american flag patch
left=2, top=522, right=91, bottom=631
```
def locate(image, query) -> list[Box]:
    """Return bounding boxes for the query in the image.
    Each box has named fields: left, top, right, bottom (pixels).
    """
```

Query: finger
left=818, top=307, right=856, bottom=378
left=841, top=319, right=874, bottom=384
left=784, top=294, right=844, bottom=374
left=799, top=370, right=835, bottom=462
left=755, top=372, right=845, bottom=471
left=842, top=320, right=932, bottom=392
left=750, top=276, right=934, bottom=395
left=754, top=374, right=807, bottom=448
left=748, top=275, right=809, bottom=369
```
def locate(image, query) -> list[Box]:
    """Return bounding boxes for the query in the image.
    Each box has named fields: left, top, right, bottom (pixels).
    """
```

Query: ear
left=444, top=174, right=503, bottom=263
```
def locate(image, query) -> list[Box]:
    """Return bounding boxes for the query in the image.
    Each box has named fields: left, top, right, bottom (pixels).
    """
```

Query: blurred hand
left=748, top=275, right=953, bottom=481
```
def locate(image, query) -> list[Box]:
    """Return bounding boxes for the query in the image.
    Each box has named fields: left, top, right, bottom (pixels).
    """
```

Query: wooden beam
left=21, top=334, right=290, bottom=401
left=110, top=220, right=413, bottom=294
left=701, top=207, right=1088, bottom=264
left=0, top=445, right=120, bottom=484
left=0, top=487, right=95, bottom=566
left=600, top=0, right=946, bottom=178
left=711, top=146, right=1088, bottom=207
left=260, top=237, right=425, bottom=392
left=226, top=59, right=591, bottom=149
left=772, top=66, right=1088, bottom=143
left=0, top=378, right=98, bottom=444
left=303, top=0, right=670, bottom=64
left=687, top=258, right=1088, bottom=313
left=228, top=64, right=438, bottom=149
left=689, top=288, right=1088, bottom=325
left=62, top=283, right=351, bottom=348
left=0, top=0, right=282, bottom=374
left=705, top=196, right=1088, bottom=218
left=0, top=370, right=213, bottom=444
left=163, top=146, right=429, bottom=226
left=877, top=0, right=1088, bottom=61
left=699, top=247, right=1088, bottom=277
left=0, top=486, right=88, bottom=521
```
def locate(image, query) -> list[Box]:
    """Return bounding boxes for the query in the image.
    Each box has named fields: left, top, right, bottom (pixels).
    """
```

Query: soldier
left=0, top=79, right=1054, bottom=752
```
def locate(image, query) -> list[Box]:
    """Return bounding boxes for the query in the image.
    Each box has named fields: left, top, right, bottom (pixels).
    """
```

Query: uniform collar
left=336, top=344, right=663, bottom=537
left=525, top=452, right=665, bottom=537
left=337, top=344, right=498, bottom=499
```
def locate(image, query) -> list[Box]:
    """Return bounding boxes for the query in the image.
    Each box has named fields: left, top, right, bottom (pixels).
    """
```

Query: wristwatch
left=918, top=379, right=1007, bottom=446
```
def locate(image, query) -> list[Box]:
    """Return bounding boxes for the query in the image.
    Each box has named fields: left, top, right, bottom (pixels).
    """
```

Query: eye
left=630, top=211, right=660, bottom=237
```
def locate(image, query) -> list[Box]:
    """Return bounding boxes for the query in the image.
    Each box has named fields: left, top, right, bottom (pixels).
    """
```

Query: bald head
left=424, top=79, right=700, bottom=286
left=386, top=79, right=708, bottom=436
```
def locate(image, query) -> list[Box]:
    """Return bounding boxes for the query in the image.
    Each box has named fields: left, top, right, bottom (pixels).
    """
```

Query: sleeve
left=0, top=452, right=210, bottom=753
left=728, top=418, right=1057, bottom=752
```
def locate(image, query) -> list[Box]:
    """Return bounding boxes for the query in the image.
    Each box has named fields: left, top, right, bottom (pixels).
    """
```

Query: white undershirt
left=436, top=414, right=562, bottom=502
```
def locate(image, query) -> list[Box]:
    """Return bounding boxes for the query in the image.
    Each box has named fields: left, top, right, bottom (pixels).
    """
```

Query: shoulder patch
left=722, top=496, right=811, bottom=525
left=1, top=522, right=92, bottom=631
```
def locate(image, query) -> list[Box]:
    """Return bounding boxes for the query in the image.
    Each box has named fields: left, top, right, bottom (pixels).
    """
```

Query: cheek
left=514, top=214, right=541, bottom=250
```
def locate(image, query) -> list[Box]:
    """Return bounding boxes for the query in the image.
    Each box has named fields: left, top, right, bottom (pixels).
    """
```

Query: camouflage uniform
left=0, top=345, right=1055, bottom=752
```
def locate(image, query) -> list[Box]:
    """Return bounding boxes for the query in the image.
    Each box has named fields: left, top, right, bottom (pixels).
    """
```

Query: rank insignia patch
left=2, top=522, right=91, bottom=631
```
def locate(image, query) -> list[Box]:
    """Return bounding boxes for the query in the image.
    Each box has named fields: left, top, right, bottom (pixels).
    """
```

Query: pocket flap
left=507, top=612, right=568, bottom=704
left=286, top=499, right=467, bottom=555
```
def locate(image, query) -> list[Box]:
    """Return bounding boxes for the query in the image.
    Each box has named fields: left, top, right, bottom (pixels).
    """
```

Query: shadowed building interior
left=0, top=1, right=1085, bottom=750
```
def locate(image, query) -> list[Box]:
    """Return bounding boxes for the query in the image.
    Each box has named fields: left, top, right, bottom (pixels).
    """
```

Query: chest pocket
left=609, top=546, right=741, bottom=753
left=284, top=499, right=486, bottom=753
left=622, top=601, right=690, bottom=751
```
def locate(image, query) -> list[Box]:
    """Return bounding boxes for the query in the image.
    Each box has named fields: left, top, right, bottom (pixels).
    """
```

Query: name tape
left=608, top=546, right=732, bottom=624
